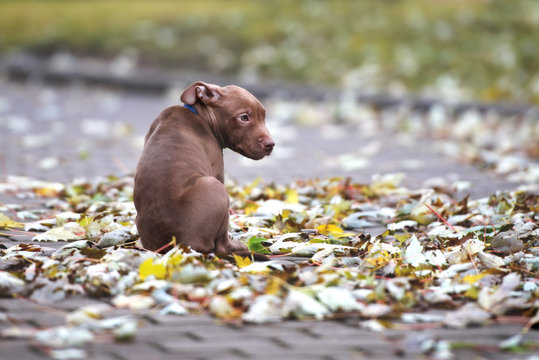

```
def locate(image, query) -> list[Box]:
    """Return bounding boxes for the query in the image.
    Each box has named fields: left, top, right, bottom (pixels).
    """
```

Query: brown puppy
left=133, top=81, right=274, bottom=255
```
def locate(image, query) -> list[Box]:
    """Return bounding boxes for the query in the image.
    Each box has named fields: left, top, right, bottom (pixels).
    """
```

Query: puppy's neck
left=198, top=106, right=226, bottom=149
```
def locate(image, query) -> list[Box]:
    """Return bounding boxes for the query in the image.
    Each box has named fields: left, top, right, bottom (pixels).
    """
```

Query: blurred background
left=0, top=0, right=537, bottom=194
left=2, top=0, right=539, bottom=102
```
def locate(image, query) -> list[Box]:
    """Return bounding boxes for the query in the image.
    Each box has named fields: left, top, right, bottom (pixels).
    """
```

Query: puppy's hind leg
left=177, top=176, right=238, bottom=254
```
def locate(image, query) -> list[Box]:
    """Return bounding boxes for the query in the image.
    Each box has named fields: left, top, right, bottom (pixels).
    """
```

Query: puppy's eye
left=239, top=114, right=249, bottom=122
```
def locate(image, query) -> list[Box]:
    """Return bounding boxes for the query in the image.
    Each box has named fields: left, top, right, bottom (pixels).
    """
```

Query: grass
left=1, top=0, right=539, bottom=103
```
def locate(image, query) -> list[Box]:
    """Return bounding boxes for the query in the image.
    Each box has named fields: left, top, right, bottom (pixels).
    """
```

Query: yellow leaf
left=394, top=233, right=409, bottom=244
left=139, top=258, right=166, bottom=280
left=285, top=189, right=299, bottom=204
left=166, top=252, right=184, bottom=267
left=316, top=224, right=354, bottom=238
left=78, top=215, right=94, bottom=228
left=330, top=201, right=351, bottom=217
left=34, top=186, right=60, bottom=197
left=244, top=202, right=259, bottom=215
left=265, top=277, right=282, bottom=295
left=462, top=272, right=488, bottom=285
left=0, top=214, right=23, bottom=229
left=265, top=187, right=277, bottom=199
left=365, top=250, right=391, bottom=269
left=316, top=224, right=343, bottom=236
left=245, top=177, right=263, bottom=195
left=233, top=254, right=252, bottom=268
left=464, top=286, right=479, bottom=299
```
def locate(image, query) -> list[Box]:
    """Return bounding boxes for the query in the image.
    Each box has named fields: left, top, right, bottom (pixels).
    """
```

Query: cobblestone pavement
left=1, top=79, right=537, bottom=359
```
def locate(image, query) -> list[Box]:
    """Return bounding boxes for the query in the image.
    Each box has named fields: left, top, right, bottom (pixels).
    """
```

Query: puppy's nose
left=262, top=138, right=275, bottom=153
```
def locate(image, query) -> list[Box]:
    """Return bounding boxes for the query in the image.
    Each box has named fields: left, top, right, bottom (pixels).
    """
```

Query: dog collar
left=183, top=104, right=198, bottom=114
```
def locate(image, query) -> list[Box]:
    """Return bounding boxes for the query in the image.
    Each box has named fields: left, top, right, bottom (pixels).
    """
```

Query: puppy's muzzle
left=262, top=138, right=275, bottom=155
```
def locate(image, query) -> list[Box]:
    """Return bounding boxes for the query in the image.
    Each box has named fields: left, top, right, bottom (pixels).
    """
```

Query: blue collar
left=183, top=104, right=198, bottom=114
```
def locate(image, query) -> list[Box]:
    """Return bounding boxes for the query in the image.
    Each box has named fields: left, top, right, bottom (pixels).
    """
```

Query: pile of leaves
left=0, top=174, right=538, bottom=353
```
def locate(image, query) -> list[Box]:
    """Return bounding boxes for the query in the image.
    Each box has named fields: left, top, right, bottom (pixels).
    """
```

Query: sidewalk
left=1, top=78, right=538, bottom=360
left=0, top=78, right=525, bottom=196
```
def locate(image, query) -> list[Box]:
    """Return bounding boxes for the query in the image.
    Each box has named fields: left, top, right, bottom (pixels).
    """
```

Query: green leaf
left=247, top=236, right=270, bottom=254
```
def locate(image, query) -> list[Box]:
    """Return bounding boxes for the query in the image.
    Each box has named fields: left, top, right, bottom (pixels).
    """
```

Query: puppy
left=133, top=81, right=274, bottom=255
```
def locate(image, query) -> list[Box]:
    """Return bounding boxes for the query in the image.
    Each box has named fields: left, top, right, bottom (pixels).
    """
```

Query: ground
left=0, top=78, right=538, bottom=359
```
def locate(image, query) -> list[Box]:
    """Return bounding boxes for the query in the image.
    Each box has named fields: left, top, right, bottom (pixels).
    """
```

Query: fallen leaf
left=0, top=214, right=23, bottom=229
left=246, top=236, right=271, bottom=254
left=139, top=258, right=166, bottom=280
left=233, top=254, right=252, bottom=268
left=403, top=235, right=426, bottom=267
left=32, top=223, right=86, bottom=242
left=243, top=295, right=283, bottom=323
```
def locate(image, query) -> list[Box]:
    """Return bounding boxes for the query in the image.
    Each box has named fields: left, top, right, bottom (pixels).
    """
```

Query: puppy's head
left=181, top=81, right=274, bottom=160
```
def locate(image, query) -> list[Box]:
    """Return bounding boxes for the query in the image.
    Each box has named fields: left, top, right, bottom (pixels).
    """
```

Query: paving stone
left=9, top=311, right=65, bottom=328
left=430, top=325, right=538, bottom=340
left=286, top=320, right=365, bottom=337
left=385, top=324, right=539, bottom=347
left=87, top=341, right=178, bottom=360
left=134, top=325, right=196, bottom=342
left=200, top=342, right=371, bottom=360
left=147, top=313, right=218, bottom=326
left=237, top=323, right=319, bottom=337
left=0, top=298, right=43, bottom=312
left=159, top=339, right=398, bottom=360
left=285, top=337, right=395, bottom=355
left=0, top=340, right=45, bottom=360
left=158, top=337, right=278, bottom=355
left=178, top=324, right=318, bottom=342
left=38, top=347, right=119, bottom=360
left=452, top=349, right=537, bottom=360
left=52, top=295, right=112, bottom=311
left=252, top=355, right=416, bottom=360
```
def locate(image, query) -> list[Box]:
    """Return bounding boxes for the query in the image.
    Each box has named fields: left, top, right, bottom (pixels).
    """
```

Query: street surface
left=0, top=79, right=537, bottom=360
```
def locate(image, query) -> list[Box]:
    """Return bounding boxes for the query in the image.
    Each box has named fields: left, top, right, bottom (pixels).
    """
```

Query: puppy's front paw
left=229, top=239, right=249, bottom=253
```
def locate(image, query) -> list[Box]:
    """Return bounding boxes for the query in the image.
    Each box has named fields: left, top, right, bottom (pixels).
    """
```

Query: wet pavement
left=0, top=78, right=537, bottom=360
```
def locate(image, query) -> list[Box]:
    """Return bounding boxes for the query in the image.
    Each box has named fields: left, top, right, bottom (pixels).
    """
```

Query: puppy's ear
left=180, top=81, right=222, bottom=105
